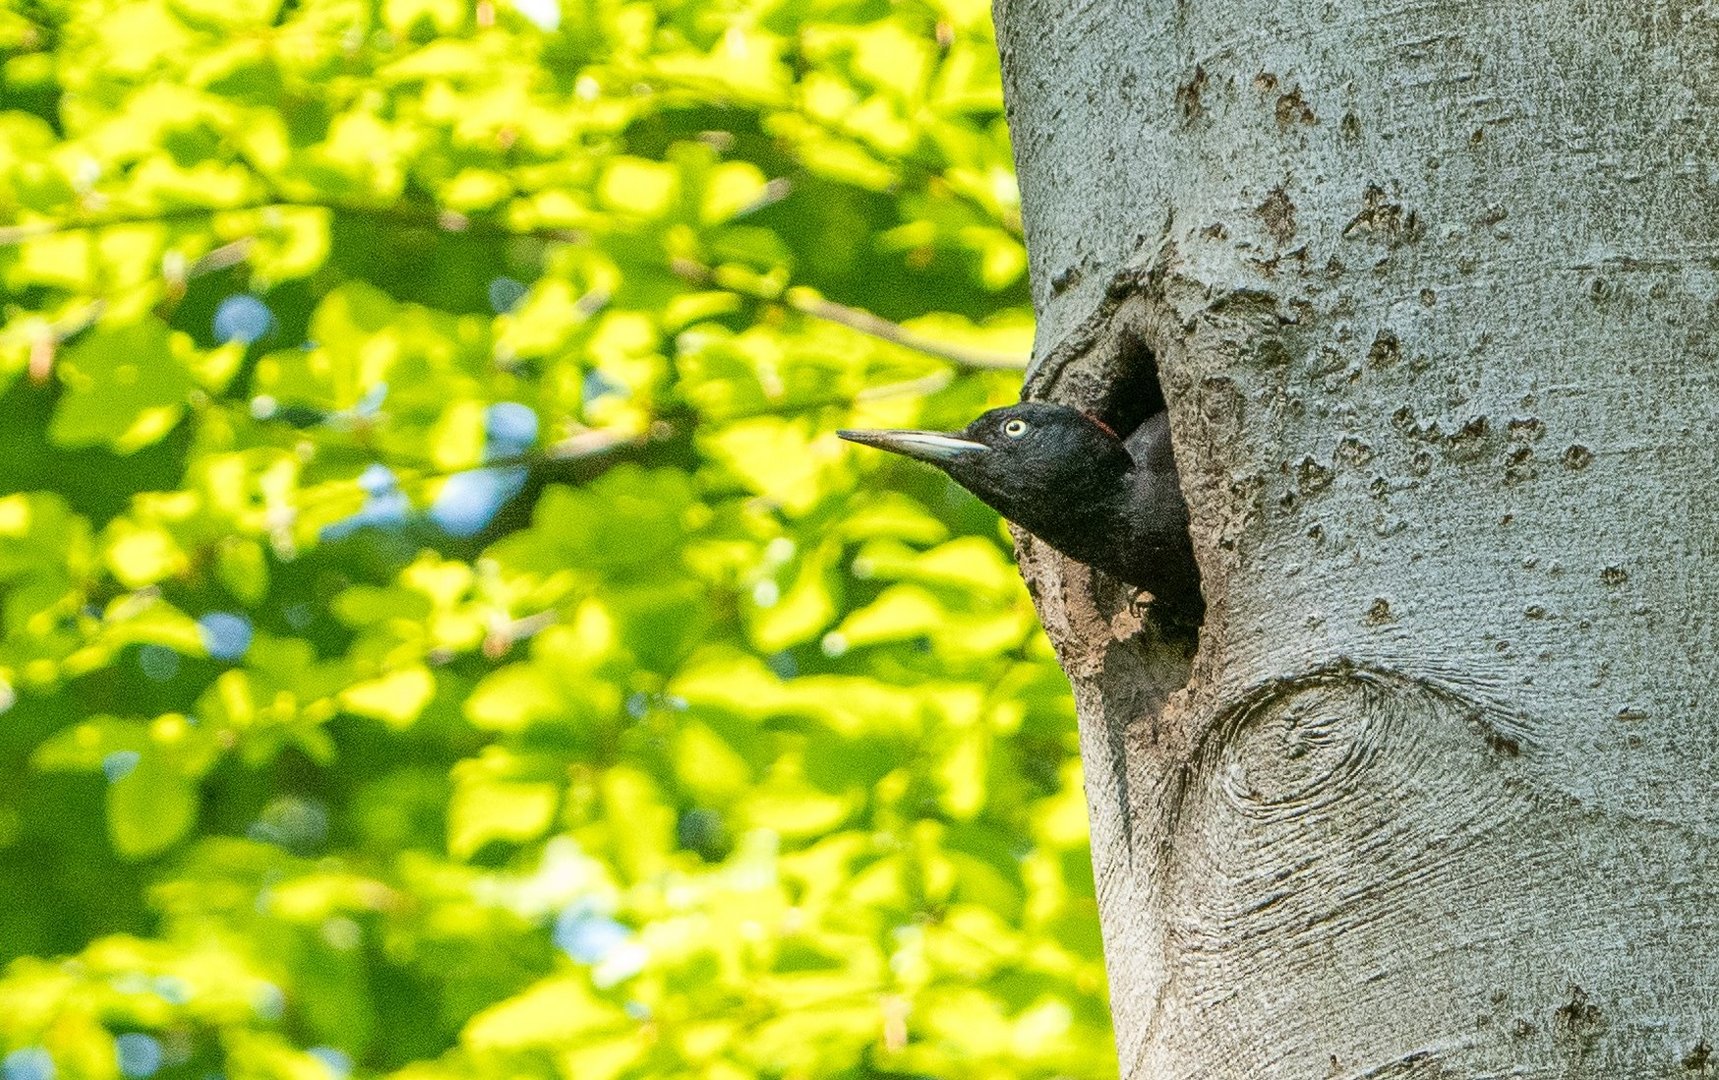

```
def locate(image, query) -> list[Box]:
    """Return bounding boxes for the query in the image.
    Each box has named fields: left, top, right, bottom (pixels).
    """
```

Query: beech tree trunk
left=993, top=1, right=1719, bottom=1076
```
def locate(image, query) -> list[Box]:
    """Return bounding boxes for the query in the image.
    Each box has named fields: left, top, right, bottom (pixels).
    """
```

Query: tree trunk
left=992, top=1, right=1719, bottom=1076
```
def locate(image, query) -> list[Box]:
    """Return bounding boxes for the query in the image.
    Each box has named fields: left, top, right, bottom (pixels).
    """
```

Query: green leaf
left=340, top=665, right=436, bottom=728
left=464, top=977, right=624, bottom=1049
left=0, top=2, right=1111, bottom=1075
left=465, top=663, right=564, bottom=732
left=447, top=749, right=560, bottom=858
left=51, top=321, right=196, bottom=451
left=599, top=157, right=680, bottom=218
left=33, top=717, right=151, bottom=771
left=749, top=540, right=840, bottom=651
left=215, top=538, right=270, bottom=604
left=834, top=583, right=944, bottom=646
left=107, top=750, right=198, bottom=858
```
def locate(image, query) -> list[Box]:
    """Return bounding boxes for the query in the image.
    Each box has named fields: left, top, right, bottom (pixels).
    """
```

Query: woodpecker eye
left=1002, top=418, right=1029, bottom=438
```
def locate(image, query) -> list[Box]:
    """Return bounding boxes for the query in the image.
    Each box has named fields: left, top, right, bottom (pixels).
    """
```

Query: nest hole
left=1096, top=331, right=1168, bottom=439
left=1047, top=329, right=1204, bottom=639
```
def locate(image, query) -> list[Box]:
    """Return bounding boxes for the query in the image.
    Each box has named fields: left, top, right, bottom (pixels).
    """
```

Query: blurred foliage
left=0, top=0, right=1115, bottom=1078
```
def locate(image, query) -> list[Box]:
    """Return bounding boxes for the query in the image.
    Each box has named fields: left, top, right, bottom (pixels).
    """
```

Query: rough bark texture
left=993, top=1, right=1719, bottom=1076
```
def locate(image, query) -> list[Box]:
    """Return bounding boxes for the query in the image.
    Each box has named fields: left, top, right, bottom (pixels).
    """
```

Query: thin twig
left=855, top=370, right=954, bottom=401
left=0, top=207, right=237, bottom=245
left=482, top=608, right=558, bottom=658
left=0, top=199, right=583, bottom=246
left=669, top=257, right=1027, bottom=371
left=186, top=238, right=254, bottom=276
left=540, top=425, right=658, bottom=461
left=0, top=300, right=105, bottom=383
left=789, top=292, right=1026, bottom=370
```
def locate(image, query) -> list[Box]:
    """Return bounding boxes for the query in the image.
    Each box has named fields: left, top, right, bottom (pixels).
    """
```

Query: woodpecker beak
left=837, top=428, right=989, bottom=463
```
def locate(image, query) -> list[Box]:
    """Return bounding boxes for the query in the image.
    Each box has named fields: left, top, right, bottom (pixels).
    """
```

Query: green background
left=0, top=0, right=1116, bottom=1076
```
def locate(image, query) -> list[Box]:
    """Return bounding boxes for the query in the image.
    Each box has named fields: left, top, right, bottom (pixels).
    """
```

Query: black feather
left=839, top=403, right=1202, bottom=617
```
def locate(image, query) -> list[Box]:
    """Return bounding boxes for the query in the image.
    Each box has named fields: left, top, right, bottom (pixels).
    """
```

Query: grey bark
left=992, top=1, right=1719, bottom=1076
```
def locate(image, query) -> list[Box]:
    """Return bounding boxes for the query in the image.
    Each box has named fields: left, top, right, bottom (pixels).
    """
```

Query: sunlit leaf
left=51, top=321, right=196, bottom=452
left=107, top=749, right=198, bottom=858
left=448, top=748, right=561, bottom=858
left=0, top=2, right=1110, bottom=1076
left=340, top=665, right=436, bottom=728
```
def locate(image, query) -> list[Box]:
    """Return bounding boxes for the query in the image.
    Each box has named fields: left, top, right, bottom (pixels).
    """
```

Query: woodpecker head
left=837, top=402, right=1133, bottom=529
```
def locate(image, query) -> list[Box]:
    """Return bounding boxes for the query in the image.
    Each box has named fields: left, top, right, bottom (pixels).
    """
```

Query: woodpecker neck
left=974, top=442, right=1135, bottom=559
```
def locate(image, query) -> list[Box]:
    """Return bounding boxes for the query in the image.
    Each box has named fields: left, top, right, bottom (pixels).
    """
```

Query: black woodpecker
left=839, top=402, right=1202, bottom=617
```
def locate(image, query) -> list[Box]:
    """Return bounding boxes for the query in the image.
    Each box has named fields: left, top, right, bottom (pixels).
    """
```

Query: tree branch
left=0, top=200, right=583, bottom=246
left=3, top=203, right=1027, bottom=371
left=668, top=258, right=1028, bottom=371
